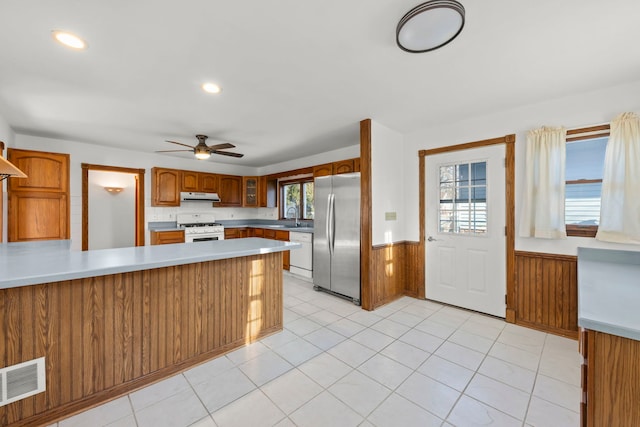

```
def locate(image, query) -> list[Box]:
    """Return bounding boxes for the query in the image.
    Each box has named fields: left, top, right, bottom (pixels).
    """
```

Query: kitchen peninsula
left=0, top=238, right=299, bottom=426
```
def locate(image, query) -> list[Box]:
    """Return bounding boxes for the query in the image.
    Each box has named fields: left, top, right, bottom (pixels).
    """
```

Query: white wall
left=258, top=145, right=360, bottom=176
left=10, top=134, right=260, bottom=250
left=371, top=121, right=405, bottom=245
left=402, top=79, right=640, bottom=255
left=89, top=171, right=136, bottom=250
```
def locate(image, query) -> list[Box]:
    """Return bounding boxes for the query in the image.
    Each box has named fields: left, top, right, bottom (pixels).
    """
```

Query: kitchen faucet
left=286, top=206, right=300, bottom=227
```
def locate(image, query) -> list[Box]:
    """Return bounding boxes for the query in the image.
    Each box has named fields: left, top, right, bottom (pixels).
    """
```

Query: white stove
left=176, top=213, right=225, bottom=242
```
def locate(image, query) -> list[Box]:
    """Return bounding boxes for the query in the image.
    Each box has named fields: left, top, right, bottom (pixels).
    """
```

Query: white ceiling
left=1, top=0, right=639, bottom=167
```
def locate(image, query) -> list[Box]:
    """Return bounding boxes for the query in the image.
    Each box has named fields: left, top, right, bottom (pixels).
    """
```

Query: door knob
left=427, top=236, right=438, bottom=242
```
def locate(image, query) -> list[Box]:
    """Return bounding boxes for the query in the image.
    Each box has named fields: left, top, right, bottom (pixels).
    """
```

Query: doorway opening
left=81, top=164, right=145, bottom=251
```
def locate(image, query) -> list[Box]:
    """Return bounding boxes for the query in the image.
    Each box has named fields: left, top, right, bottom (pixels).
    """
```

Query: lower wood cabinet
left=8, top=192, right=69, bottom=241
left=224, top=228, right=247, bottom=239
left=150, top=230, right=185, bottom=245
left=224, top=227, right=289, bottom=270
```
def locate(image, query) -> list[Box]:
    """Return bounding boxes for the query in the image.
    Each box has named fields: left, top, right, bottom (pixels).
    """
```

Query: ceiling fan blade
left=207, top=142, right=235, bottom=150
left=165, top=140, right=196, bottom=149
left=155, top=149, right=193, bottom=153
left=213, top=150, right=244, bottom=158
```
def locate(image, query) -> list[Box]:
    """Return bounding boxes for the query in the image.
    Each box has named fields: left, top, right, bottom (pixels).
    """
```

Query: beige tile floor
left=53, top=275, right=581, bottom=427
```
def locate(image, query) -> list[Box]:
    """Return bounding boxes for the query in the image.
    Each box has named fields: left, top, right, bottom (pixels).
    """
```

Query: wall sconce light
left=104, top=187, right=124, bottom=194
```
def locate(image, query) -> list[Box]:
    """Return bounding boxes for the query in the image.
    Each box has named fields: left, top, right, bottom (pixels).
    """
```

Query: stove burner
left=181, top=222, right=222, bottom=228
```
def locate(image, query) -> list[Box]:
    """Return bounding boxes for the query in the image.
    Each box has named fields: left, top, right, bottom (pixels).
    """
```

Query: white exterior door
left=425, top=144, right=506, bottom=317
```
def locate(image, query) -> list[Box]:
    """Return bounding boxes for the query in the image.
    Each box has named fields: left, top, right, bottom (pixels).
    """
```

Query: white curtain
left=519, top=126, right=567, bottom=239
left=596, top=112, right=640, bottom=244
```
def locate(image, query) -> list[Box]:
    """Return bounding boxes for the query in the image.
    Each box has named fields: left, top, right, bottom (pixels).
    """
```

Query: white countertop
left=577, top=247, right=640, bottom=341
left=0, top=238, right=300, bottom=289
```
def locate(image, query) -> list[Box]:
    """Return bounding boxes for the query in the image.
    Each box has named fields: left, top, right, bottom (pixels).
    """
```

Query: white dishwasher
left=289, top=231, right=313, bottom=279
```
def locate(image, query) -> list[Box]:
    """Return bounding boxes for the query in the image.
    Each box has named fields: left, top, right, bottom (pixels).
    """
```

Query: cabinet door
left=265, top=177, right=278, bottom=208
left=218, top=175, right=242, bottom=207
left=181, top=171, right=199, bottom=192
left=224, top=228, right=240, bottom=239
left=333, top=159, right=354, bottom=175
left=152, top=168, right=180, bottom=206
left=313, top=163, right=333, bottom=177
left=9, top=192, right=69, bottom=241
left=200, top=173, right=219, bottom=192
left=276, top=230, right=290, bottom=270
left=252, top=228, right=264, bottom=237
left=243, top=176, right=258, bottom=207
left=8, top=149, right=69, bottom=193
left=150, top=230, right=185, bottom=245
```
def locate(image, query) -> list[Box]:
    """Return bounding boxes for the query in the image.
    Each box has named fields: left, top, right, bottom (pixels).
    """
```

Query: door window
left=438, top=161, right=487, bottom=235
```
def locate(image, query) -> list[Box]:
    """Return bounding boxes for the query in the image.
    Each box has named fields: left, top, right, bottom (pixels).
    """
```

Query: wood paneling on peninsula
left=515, top=251, right=578, bottom=338
left=0, top=253, right=283, bottom=426
left=582, top=329, right=640, bottom=426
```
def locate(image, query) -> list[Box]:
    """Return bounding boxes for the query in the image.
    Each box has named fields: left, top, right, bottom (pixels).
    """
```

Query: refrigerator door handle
left=330, top=193, right=336, bottom=254
left=326, top=193, right=333, bottom=256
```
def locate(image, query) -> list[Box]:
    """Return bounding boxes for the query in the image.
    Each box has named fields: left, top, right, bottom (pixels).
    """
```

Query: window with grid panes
left=438, top=161, right=487, bottom=235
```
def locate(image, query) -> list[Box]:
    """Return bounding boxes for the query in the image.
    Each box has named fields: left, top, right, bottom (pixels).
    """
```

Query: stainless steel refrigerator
left=313, top=172, right=361, bottom=305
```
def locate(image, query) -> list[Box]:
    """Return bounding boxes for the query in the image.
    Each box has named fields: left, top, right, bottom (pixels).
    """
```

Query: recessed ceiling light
left=202, top=83, right=222, bottom=94
left=52, top=30, right=87, bottom=50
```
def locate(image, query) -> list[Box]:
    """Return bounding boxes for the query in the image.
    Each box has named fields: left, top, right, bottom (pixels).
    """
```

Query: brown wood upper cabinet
left=7, top=148, right=70, bottom=242
left=151, top=167, right=180, bottom=206
left=181, top=171, right=218, bottom=193
left=8, top=149, right=69, bottom=192
left=181, top=171, right=199, bottom=192
left=353, top=157, right=361, bottom=172
left=313, top=163, right=333, bottom=177
left=200, top=173, right=218, bottom=192
left=259, top=176, right=277, bottom=208
left=218, top=175, right=242, bottom=207
left=334, top=159, right=354, bottom=175
left=313, top=158, right=359, bottom=177
left=243, top=176, right=258, bottom=207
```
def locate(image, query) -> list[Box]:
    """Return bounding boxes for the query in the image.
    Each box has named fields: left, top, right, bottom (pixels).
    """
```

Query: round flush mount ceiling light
left=396, top=0, right=465, bottom=53
left=202, top=83, right=222, bottom=94
left=51, top=30, right=87, bottom=50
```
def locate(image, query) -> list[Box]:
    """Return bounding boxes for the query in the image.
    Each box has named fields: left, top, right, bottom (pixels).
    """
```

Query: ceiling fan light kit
left=396, top=0, right=465, bottom=53
left=156, top=134, right=244, bottom=159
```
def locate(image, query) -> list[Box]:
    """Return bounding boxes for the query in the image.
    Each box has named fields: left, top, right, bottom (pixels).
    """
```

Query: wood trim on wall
left=515, top=250, right=578, bottom=339
left=418, top=134, right=516, bottom=320
left=81, top=164, right=145, bottom=251
left=505, top=135, right=516, bottom=323
left=360, top=119, right=373, bottom=310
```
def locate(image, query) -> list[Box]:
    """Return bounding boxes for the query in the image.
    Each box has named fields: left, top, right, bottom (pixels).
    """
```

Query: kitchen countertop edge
left=0, top=238, right=301, bottom=290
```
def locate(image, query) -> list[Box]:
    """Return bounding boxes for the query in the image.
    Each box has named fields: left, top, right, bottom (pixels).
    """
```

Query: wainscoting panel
left=370, top=241, right=424, bottom=309
left=515, top=251, right=578, bottom=338
left=0, top=253, right=283, bottom=426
